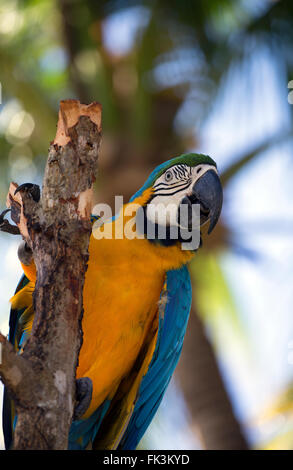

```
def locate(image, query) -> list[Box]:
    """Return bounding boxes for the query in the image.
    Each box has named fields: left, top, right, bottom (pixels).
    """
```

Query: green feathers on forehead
left=152, top=153, right=217, bottom=181
left=130, top=153, right=217, bottom=201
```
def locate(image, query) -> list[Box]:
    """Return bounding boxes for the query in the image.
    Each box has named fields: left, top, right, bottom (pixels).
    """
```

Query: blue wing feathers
left=119, top=266, right=192, bottom=450
left=2, top=273, right=30, bottom=450
left=3, top=253, right=192, bottom=450
left=68, top=400, right=111, bottom=450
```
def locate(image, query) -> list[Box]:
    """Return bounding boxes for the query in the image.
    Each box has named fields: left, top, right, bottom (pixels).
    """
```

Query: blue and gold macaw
left=2, top=152, right=222, bottom=450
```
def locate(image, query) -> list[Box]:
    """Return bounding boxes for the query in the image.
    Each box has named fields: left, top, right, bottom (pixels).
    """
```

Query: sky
left=195, top=44, right=293, bottom=446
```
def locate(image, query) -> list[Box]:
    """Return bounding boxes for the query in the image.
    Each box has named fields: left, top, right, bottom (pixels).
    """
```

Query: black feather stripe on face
left=153, top=182, right=192, bottom=197
left=177, top=165, right=188, bottom=177
left=153, top=164, right=192, bottom=197
left=153, top=180, right=192, bottom=191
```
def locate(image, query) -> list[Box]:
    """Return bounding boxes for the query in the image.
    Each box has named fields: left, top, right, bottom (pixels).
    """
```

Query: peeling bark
left=0, top=100, right=102, bottom=449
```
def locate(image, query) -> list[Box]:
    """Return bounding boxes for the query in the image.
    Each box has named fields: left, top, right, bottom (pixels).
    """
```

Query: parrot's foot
left=0, top=208, right=20, bottom=235
left=14, top=183, right=41, bottom=202
left=73, top=377, right=93, bottom=420
left=18, top=241, right=33, bottom=265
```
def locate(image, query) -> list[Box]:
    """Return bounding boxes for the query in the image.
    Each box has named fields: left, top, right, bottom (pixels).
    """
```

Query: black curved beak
left=192, top=169, right=223, bottom=234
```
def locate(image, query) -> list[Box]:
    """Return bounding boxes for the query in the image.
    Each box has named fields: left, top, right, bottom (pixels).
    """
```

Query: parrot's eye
left=164, top=170, right=173, bottom=182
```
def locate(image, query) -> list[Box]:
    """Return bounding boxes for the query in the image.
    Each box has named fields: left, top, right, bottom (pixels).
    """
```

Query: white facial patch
left=146, top=163, right=217, bottom=227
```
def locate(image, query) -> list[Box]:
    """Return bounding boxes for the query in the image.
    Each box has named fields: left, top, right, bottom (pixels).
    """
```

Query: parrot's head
left=132, top=153, right=223, bottom=250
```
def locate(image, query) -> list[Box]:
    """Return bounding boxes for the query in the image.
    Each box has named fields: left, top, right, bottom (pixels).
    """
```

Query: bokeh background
left=1, top=0, right=293, bottom=450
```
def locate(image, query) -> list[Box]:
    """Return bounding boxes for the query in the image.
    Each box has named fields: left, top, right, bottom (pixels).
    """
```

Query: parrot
left=1, top=152, right=223, bottom=450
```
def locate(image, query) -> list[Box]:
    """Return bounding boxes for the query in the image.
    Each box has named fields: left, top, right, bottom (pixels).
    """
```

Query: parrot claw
left=0, top=208, right=11, bottom=222
left=14, top=183, right=41, bottom=202
left=18, top=241, right=33, bottom=265
left=73, top=377, right=93, bottom=420
left=0, top=208, right=20, bottom=235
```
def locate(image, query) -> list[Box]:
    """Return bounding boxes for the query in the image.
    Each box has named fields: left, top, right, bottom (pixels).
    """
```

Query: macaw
left=1, top=152, right=223, bottom=450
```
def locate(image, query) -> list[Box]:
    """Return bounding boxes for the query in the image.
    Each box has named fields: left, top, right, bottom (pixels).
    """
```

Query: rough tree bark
left=176, top=306, right=249, bottom=450
left=0, top=99, right=102, bottom=449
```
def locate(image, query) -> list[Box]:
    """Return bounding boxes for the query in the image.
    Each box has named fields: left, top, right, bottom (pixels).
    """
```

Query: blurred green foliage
left=1, top=0, right=292, bottom=199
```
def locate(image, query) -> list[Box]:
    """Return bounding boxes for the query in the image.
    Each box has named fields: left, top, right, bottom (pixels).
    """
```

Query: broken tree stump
left=0, top=99, right=102, bottom=449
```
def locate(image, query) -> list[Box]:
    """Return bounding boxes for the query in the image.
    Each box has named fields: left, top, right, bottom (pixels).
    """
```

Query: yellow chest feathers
left=14, top=191, right=194, bottom=417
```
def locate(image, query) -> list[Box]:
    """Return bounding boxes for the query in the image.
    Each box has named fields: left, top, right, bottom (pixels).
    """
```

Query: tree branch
left=0, top=99, right=102, bottom=449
